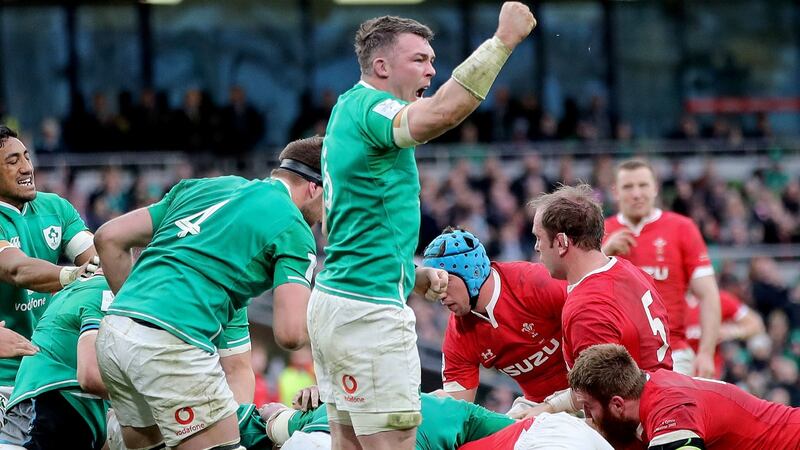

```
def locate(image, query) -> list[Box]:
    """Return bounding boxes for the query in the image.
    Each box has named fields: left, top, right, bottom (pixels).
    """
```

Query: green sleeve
left=271, top=219, right=317, bottom=289
left=147, top=181, right=185, bottom=230
left=77, top=279, right=112, bottom=335
left=236, top=404, right=272, bottom=449
left=463, top=399, right=515, bottom=443
left=59, top=197, right=89, bottom=243
left=288, top=405, right=329, bottom=435
left=357, top=89, right=409, bottom=151
left=218, top=307, right=250, bottom=353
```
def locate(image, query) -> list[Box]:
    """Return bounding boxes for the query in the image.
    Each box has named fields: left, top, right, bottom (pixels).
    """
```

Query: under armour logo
left=481, top=349, right=495, bottom=360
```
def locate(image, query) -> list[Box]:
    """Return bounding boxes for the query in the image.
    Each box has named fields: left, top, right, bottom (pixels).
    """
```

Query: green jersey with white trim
left=7, top=275, right=112, bottom=443
left=317, top=82, right=419, bottom=307
left=218, top=307, right=251, bottom=357
left=108, top=176, right=316, bottom=353
left=0, top=192, right=91, bottom=386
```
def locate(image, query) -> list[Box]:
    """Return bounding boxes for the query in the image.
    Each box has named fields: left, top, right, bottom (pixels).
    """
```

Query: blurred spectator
left=86, top=166, right=129, bottom=230
left=277, top=346, right=315, bottom=406
left=221, top=86, right=265, bottom=157
left=35, top=117, right=66, bottom=154
left=252, top=344, right=279, bottom=407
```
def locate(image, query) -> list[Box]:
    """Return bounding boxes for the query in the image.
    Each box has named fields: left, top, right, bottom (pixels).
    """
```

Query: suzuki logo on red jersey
left=641, top=266, right=669, bottom=281
left=499, top=338, right=560, bottom=377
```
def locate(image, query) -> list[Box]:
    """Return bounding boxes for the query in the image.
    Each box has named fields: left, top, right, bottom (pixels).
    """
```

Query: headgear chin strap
left=422, top=228, right=491, bottom=312
left=279, top=158, right=322, bottom=186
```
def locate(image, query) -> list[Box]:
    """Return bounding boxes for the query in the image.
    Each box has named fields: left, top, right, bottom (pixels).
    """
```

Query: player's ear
left=373, top=57, right=389, bottom=78
left=609, top=395, right=626, bottom=417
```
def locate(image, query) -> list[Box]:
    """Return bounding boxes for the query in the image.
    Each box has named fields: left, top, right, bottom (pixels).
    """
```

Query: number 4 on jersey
left=174, top=200, right=230, bottom=238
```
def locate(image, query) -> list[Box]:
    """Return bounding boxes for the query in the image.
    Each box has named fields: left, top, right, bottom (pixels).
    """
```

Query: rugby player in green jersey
left=0, top=125, right=99, bottom=439
left=311, top=3, right=536, bottom=449
left=94, top=136, right=323, bottom=450
left=0, top=275, right=111, bottom=449
left=244, top=390, right=512, bottom=450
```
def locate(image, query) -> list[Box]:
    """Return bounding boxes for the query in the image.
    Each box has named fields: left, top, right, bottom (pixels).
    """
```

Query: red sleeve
left=643, top=388, right=706, bottom=444
left=678, top=217, right=713, bottom=281
left=564, top=297, right=623, bottom=362
left=442, top=316, right=480, bottom=392
left=719, top=291, right=743, bottom=321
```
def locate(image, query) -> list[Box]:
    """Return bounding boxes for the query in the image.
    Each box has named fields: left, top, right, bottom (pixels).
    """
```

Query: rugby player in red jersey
left=570, top=343, right=800, bottom=450
left=604, top=159, right=720, bottom=377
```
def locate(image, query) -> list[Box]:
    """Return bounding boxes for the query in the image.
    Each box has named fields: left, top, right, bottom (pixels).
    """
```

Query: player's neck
left=360, top=75, right=398, bottom=99
left=566, top=250, right=612, bottom=286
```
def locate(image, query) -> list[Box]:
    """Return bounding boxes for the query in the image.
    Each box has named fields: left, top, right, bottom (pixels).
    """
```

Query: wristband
left=544, top=388, right=578, bottom=414
left=59, top=266, right=80, bottom=288
left=265, top=408, right=294, bottom=445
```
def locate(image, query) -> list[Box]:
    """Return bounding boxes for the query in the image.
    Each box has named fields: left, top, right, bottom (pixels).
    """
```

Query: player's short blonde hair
left=568, top=344, right=647, bottom=404
left=355, top=16, right=434, bottom=75
left=614, top=158, right=658, bottom=183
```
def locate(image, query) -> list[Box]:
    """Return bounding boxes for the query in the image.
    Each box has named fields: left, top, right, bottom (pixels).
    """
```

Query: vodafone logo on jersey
left=342, top=375, right=365, bottom=404
left=175, top=406, right=205, bottom=436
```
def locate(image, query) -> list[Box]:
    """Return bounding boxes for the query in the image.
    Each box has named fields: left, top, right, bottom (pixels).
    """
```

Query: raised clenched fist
left=495, top=2, right=537, bottom=50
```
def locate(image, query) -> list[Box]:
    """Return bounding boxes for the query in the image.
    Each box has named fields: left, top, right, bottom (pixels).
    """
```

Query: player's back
left=604, top=211, right=711, bottom=348
left=641, top=369, right=800, bottom=449
left=562, top=257, right=673, bottom=371
left=110, top=176, right=314, bottom=353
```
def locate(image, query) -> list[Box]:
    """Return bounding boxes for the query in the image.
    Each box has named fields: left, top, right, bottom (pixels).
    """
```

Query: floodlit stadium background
left=1, top=0, right=799, bottom=409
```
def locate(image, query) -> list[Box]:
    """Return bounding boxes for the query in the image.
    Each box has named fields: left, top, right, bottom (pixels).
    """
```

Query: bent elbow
left=274, top=329, right=307, bottom=351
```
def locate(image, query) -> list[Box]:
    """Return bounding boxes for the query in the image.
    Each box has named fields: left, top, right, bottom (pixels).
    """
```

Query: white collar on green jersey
left=271, top=177, right=291, bottom=196
left=0, top=200, right=28, bottom=215
left=358, top=80, right=377, bottom=90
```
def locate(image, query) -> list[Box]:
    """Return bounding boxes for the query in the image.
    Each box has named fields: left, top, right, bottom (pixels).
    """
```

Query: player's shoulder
left=658, top=210, right=698, bottom=229
left=604, top=214, right=622, bottom=228
left=345, top=83, right=405, bottom=116
left=30, top=191, right=76, bottom=212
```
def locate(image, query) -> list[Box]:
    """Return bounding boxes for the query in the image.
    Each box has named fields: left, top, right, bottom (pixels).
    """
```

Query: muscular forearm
left=406, top=80, right=481, bottom=143
left=6, top=258, right=65, bottom=292
left=695, top=283, right=721, bottom=357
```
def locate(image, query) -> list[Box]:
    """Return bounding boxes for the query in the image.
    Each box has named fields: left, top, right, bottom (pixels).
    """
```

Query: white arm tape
left=65, top=231, right=94, bottom=263
left=544, top=388, right=579, bottom=414
left=266, top=408, right=294, bottom=445
left=393, top=106, right=424, bottom=148
left=451, top=36, right=512, bottom=101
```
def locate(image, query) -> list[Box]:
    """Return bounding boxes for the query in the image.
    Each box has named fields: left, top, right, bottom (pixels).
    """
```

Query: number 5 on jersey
left=174, top=200, right=230, bottom=238
left=641, top=290, right=670, bottom=363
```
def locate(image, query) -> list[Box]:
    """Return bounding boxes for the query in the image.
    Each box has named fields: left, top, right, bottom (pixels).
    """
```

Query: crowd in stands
left=1, top=86, right=780, bottom=163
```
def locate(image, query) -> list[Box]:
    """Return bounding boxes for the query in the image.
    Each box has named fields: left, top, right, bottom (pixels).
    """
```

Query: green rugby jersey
left=317, top=81, right=420, bottom=307
left=236, top=393, right=512, bottom=450
left=108, top=177, right=316, bottom=353
left=7, top=275, right=112, bottom=443
left=0, top=193, right=91, bottom=386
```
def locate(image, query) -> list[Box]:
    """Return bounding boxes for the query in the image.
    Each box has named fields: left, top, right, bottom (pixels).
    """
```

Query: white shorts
left=672, top=347, right=696, bottom=376
left=95, top=315, right=238, bottom=448
left=515, top=412, right=613, bottom=450
left=307, top=289, right=421, bottom=414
